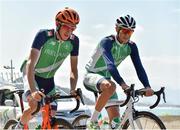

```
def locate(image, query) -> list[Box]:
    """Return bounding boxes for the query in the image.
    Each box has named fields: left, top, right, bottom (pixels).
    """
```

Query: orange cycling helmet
left=55, top=7, right=80, bottom=26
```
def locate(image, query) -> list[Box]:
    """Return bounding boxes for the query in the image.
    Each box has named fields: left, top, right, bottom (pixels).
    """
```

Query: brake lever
left=120, top=84, right=134, bottom=107
left=150, top=87, right=165, bottom=109
left=77, top=88, right=85, bottom=105
left=162, top=91, right=166, bottom=103
left=135, top=88, right=146, bottom=98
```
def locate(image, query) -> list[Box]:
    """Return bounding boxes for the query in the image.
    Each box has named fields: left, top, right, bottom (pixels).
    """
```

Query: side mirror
left=4, top=99, right=14, bottom=106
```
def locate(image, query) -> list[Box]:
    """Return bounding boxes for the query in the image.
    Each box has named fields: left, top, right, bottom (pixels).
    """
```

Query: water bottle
left=111, top=117, right=121, bottom=129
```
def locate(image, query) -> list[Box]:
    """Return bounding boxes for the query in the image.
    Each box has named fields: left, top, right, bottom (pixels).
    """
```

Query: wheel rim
left=72, top=115, right=90, bottom=129
left=127, top=117, right=163, bottom=129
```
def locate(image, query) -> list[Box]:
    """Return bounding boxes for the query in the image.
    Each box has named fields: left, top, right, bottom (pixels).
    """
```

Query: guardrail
left=0, top=72, right=23, bottom=84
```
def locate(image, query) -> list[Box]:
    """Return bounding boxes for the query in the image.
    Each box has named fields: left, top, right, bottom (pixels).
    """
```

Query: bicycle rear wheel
left=3, top=119, right=18, bottom=130
left=72, top=114, right=90, bottom=129
left=123, top=111, right=166, bottom=130
left=52, top=118, right=73, bottom=129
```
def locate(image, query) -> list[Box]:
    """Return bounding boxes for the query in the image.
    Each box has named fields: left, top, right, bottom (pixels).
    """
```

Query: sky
left=0, top=0, right=180, bottom=105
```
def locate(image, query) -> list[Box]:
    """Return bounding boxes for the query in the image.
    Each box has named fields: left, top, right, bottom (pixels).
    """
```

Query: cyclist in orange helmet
left=15, top=7, right=80, bottom=129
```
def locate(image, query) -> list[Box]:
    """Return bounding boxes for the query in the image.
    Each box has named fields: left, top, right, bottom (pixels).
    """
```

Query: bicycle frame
left=4, top=88, right=84, bottom=129
left=41, top=103, right=58, bottom=129
left=36, top=88, right=84, bottom=129
left=120, top=98, right=143, bottom=129
left=120, top=98, right=134, bottom=128
left=106, top=98, right=139, bottom=129
left=103, top=85, right=166, bottom=129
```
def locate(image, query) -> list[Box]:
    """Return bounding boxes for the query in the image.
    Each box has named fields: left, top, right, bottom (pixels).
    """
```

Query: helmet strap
left=56, top=25, right=64, bottom=41
left=116, top=27, right=124, bottom=43
left=117, top=28, right=121, bottom=37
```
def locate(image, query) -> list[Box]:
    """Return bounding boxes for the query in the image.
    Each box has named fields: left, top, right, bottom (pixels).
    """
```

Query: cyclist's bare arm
left=70, top=56, right=78, bottom=94
left=26, top=48, right=44, bottom=100
left=27, top=48, right=40, bottom=93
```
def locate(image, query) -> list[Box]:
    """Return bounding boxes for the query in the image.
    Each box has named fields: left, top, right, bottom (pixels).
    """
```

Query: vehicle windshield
left=0, top=89, right=18, bottom=106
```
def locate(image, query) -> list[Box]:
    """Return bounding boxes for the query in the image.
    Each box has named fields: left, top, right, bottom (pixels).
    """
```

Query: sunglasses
left=120, top=28, right=134, bottom=35
left=61, top=23, right=76, bottom=31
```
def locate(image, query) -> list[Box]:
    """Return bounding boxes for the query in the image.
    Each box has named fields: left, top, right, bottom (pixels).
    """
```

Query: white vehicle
left=0, top=84, right=91, bottom=129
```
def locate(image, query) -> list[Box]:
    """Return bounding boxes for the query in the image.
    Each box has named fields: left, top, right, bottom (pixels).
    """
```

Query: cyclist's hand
left=70, top=90, right=80, bottom=100
left=70, top=89, right=77, bottom=96
left=31, top=91, right=45, bottom=101
left=145, top=87, right=154, bottom=96
left=121, top=83, right=129, bottom=90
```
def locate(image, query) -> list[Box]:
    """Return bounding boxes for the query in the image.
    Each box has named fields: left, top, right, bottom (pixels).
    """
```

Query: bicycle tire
left=52, top=118, right=73, bottom=129
left=123, top=111, right=166, bottom=130
left=3, top=119, right=18, bottom=130
left=72, top=114, right=90, bottom=129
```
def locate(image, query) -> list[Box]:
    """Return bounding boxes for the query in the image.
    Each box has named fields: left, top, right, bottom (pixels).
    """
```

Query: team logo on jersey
left=47, top=30, right=54, bottom=37
left=50, top=42, right=56, bottom=46
left=70, top=34, right=75, bottom=40
left=64, top=44, right=70, bottom=50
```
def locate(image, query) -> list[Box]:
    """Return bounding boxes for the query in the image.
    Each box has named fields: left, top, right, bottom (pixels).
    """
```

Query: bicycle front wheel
left=72, top=114, right=90, bottom=129
left=52, top=118, right=73, bottom=129
left=123, top=111, right=166, bottom=130
left=3, top=119, right=18, bottom=130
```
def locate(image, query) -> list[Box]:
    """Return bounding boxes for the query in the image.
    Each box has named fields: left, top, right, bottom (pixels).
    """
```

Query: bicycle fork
left=129, top=111, right=143, bottom=130
left=121, top=99, right=143, bottom=130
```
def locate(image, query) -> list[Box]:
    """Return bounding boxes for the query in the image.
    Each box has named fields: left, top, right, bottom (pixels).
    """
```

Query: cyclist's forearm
left=70, top=71, right=78, bottom=91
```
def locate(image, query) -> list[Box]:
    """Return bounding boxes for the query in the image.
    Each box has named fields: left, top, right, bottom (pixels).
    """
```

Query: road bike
left=74, top=84, right=166, bottom=130
left=3, top=88, right=85, bottom=129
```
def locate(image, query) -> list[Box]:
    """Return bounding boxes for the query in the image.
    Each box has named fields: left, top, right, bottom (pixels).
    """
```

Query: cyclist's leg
left=16, top=75, right=55, bottom=128
left=15, top=94, right=38, bottom=129
left=95, top=79, right=116, bottom=111
left=15, top=76, right=39, bottom=128
left=35, top=75, right=57, bottom=117
left=105, top=93, right=120, bottom=121
left=83, top=73, right=116, bottom=121
left=46, top=87, right=57, bottom=117
left=19, top=92, right=38, bottom=123
left=105, top=93, right=121, bottom=128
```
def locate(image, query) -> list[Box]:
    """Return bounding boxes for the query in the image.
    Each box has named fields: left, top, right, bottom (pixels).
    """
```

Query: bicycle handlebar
left=149, top=87, right=166, bottom=109
left=42, top=88, right=84, bottom=113
left=121, top=84, right=166, bottom=109
left=120, top=84, right=134, bottom=107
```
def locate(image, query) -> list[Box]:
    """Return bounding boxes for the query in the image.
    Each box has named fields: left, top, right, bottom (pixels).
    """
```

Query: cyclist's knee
left=23, top=107, right=32, bottom=116
left=21, top=108, right=33, bottom=124
left=100, top=80, right=116, bottom=94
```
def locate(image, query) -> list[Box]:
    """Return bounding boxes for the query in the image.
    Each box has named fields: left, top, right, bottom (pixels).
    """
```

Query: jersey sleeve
left=70, top=35, right=79, bottom=56
left=129, top=43, right=150, bottom=88
left=100, top=37, right=125, bottom=85
left=31, top=29, right=49, bottom=50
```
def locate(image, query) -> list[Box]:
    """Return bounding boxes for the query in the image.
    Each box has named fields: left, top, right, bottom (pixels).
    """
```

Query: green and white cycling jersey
left=21, top=29, right=79, bottom=79
left=85, top=35, right=150, bottom=87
